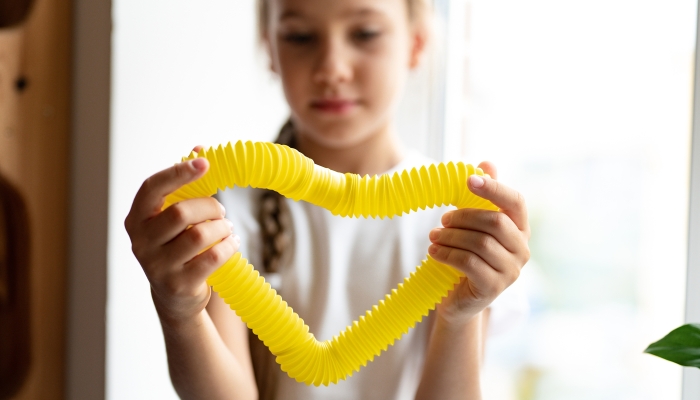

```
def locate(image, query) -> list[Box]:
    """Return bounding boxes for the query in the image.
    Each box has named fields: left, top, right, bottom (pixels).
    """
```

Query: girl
left=124, top=0, right=530, bottom=398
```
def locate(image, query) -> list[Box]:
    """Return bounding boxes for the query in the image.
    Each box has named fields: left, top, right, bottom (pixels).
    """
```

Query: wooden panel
left=0, top=0, right=72, bottom=397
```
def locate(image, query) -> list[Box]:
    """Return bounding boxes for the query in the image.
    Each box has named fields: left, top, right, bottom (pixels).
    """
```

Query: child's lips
left=310, top=99, right=359, bottom=114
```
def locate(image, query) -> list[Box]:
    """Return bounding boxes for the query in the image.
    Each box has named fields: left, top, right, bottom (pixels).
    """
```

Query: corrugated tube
left=163, top=141, right=499, bottom=386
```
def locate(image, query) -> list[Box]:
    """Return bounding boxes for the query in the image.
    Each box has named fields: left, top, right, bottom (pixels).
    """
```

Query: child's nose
left=313, top=37, right=353, bottom=86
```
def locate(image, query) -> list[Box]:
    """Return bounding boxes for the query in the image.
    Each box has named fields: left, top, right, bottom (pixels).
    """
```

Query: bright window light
left=443, top=0, right=696, bottom=398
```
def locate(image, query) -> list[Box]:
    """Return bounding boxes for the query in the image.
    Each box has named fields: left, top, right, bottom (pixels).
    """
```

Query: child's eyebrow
left=279, top=6, right=387, bottom=22
left=342, top=7, right=388, bottom=19
left=280, top=10, right=305, bottom=20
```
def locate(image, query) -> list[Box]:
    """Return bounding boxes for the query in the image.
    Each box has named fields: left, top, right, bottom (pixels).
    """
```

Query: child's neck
left=297, top=126, right=404, bottom=176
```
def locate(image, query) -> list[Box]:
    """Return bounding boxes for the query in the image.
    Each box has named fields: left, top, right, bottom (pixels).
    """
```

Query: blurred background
left=1, top=0, right=699, bottom=398
left=457, top=1, right=695, bottom=399
left=108, top=0, right=696, bottom=398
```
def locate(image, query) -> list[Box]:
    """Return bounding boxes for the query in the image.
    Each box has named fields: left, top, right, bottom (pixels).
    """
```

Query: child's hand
left=428, top=162, right=530, bottom=325
left=124, top=151, right=239, bottom=326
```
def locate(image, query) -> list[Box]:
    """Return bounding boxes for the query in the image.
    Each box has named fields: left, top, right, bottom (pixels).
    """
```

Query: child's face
left=265, top=0, right=424, bottom=149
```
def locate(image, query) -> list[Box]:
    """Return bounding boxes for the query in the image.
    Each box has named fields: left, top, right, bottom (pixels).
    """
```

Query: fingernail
left=442, top=212, right=452, bottom=226
left=429, top=229, right=440, bottom=241
left=219, top=202, right=226, bottom=216
left=225, top=219, right=234, bottom=233
left=233, top=235, right=241, bottom=246
left=191, top=158, right=207, bottom=172
left=428, top=244, right=438, bottom=255
left=469, top=175, right=485, bottom=189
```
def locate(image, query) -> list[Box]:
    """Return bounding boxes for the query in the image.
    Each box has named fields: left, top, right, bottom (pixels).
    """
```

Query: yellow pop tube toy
left=163, top=141, right=499, bottom=386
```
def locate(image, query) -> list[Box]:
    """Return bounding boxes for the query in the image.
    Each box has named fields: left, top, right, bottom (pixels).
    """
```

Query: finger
left=428, top=244, right=503, bottom=294
left=184, top=234, right=240, bottom=282
left=131, top=158, right=209, bottom=221
left=439, top=209, right=522, bottom=253
left=192, top=145, right=204, bottom=154
left=146, top=197, right=226, bottom=246
left=467, top=175, right=528, bottom=232
left=163, top=219, right=235, bottom=266
left=477, top=161, right=498, bottom=180
left=429, top=228, right=513, bottom=273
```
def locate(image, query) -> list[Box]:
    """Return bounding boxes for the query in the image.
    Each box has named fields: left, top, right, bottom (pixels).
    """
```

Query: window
left=442, top=0, right=697, bottom=398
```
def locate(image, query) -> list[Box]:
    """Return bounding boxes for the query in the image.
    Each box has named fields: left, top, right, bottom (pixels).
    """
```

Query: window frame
left=683, top=2, right=700, bottom=398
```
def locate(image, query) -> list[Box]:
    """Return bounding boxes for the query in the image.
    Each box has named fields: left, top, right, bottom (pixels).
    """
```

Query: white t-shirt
left=217, top=150, right=527, bottom=400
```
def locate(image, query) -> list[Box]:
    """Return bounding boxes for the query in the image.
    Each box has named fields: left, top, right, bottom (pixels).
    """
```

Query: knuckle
left=491, top=283, right=504, bottom=296
left=459, top=250, right=476, bottom=270
left=435, top=245, right=450, bottom=263
left=168, top=203, right=187, bottom=225
left=131, top=242, right=142, bottom=258
left=207, top=197, right=221, bottom=211
left=130, top=240, right=152, bottom=262
left=187, top=226, right=206, bottom=247
left=439, top=245, right=453, bottom=261
left=507, top=267, right=521, bottom=284
left=496, top=282, right=509, bottom=295
left=456, top=209, right=470, bottom=226
left=207, top=245, right=227, bottom=265
left=208, top=249, right=223, bottom=265
left=491, top=180, right=503, bottom=197
left=492, top=212, right=508, bottom=229
left=212, top=201, right=227, bottom=221
left=522, top=245, right=531, bottom=263
left=474, top=234, right=491, bottom=252
left=174, top=162, right=188, bottom=181
left=482, top=278, right=501, bottom=296
left=141, top=176, right=154, bottom=193
left=431, top=245, right=445, bottom=262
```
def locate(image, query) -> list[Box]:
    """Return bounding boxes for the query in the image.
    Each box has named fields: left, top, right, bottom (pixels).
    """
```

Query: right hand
left=124, top=149, right=239, bottom=325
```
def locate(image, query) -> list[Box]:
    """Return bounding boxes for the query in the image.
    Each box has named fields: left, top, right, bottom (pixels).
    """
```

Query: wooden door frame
left=66, top=0, right=111, bottom=398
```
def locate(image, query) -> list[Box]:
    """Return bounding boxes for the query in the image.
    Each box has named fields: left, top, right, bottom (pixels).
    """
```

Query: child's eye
left=283, top=33, right=315, bottom=45
left=352, top=29, right=381, bottom=42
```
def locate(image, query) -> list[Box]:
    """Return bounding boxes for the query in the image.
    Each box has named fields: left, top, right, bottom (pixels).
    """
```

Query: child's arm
left=416, top=311, right=486, bottom=399
left=416, top=165, right=530, bottom=399
left=124, top=157, right=257, bottom=400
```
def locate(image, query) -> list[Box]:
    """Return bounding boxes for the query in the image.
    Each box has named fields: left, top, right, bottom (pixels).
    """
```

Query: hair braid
left=250, top=118, right=297, bottom=400
left=258, top=120, right=296, bottom=274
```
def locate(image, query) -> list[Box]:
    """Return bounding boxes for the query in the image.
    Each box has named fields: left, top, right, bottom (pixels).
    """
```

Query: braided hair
left=249, top=118, right=297, bottom=400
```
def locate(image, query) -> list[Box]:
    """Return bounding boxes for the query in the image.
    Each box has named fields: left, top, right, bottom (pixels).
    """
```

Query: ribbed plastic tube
left=163, top=141, right=498, bottom=386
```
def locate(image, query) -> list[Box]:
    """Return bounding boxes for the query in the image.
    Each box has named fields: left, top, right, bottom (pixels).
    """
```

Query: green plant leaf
left=644, top=324, right=700, bottom=368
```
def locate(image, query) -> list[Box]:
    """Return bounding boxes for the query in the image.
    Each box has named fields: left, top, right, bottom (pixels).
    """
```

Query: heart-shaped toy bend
left=164, top=141, right=498, bottom=386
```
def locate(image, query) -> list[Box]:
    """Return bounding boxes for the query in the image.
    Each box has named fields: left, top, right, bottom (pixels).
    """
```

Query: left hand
left=428, top=162, right=530, bottom=325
